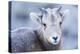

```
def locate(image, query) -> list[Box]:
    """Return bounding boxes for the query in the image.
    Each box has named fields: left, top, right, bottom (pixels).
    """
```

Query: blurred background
left=10, top=1, right=78, bottom=50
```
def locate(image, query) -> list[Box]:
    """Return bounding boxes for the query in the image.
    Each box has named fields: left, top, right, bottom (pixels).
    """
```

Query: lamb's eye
left=60, top=22, right=62, bottom=25
left=43, top=23, right=46, bottom=27
left=43, top=23, right=47, bottom=30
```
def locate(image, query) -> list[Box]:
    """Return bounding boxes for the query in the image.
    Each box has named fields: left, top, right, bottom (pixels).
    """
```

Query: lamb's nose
left=52, top=37, right=58, bottom=41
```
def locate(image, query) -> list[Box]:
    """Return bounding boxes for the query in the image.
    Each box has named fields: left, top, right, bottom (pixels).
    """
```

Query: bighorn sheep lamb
left=10, top=7, right=68, bottom=53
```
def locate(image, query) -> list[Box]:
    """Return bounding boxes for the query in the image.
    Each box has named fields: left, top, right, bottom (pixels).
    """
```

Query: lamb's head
left=30, top=7, right=68, bottom=45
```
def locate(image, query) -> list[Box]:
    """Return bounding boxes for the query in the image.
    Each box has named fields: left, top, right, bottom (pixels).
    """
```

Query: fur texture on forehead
left=41, top=8, right=62, bottom=26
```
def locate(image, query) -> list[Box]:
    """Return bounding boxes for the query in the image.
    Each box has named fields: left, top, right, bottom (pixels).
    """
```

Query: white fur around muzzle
left=49, top=36, right=61, bottom=45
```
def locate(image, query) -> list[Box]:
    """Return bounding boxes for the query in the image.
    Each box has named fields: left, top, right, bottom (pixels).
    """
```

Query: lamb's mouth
left=47, top=41, right=58, bottom=46
left=52, top=41, right=59, bottom=45
left=47, top=38, right=60, bottom=45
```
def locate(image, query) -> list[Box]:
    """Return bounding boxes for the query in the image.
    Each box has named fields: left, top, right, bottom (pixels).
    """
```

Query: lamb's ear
left=60, top=9, right=69, bottom=21
left=30, top=12, right=42, bottom=24
left=61, top=9, right=69, bottom=18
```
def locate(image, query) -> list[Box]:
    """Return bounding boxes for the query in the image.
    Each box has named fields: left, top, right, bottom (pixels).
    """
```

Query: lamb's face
left=30, top=7, right=68, bottom=45
left=41, top=8, right=62, bottom=45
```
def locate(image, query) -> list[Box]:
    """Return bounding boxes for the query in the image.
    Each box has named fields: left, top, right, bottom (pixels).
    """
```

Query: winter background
left=10, top=1, right=78, bottom=50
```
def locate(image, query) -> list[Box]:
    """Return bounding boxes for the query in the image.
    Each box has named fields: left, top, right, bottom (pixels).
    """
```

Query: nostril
left=52, top=37, right=58, bottom=40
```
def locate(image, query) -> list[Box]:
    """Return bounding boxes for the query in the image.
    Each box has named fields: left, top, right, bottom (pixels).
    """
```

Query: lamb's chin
left=47, top=39, right=59, bottom=45
left=51, top=42, right=59, bottom=45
